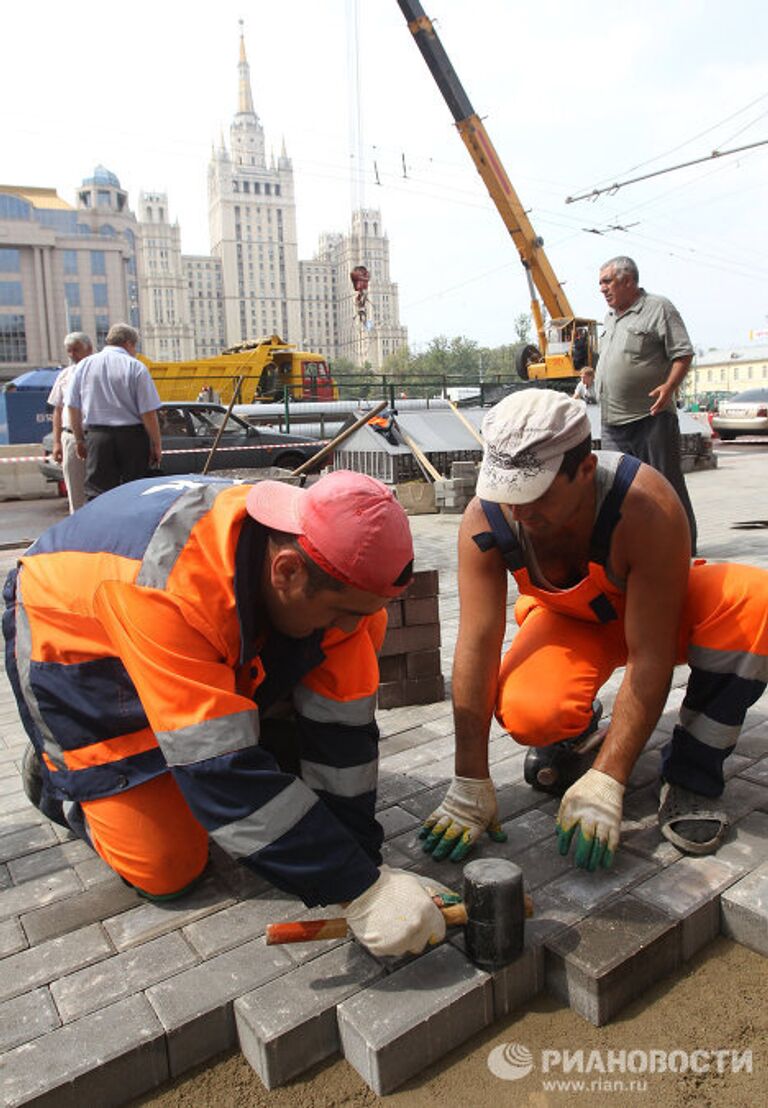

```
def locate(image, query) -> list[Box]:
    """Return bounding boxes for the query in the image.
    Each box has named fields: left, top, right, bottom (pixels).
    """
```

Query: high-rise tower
left=208, top=25, right=301, bottom=347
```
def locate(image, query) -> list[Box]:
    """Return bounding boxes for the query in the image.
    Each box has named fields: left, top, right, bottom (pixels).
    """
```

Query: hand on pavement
left=556, top=768, right=625, bottom=870
left=345, top=866, right=449, bottom=957
left=420, top=776, right=507, bottom=863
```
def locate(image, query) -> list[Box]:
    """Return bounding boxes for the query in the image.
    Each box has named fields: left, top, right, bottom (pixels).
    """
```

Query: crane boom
left=397, top=0, right=575, bottom=324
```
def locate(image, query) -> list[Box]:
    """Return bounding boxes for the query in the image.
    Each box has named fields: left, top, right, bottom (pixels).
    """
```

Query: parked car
left=39, top=402, right=328, bottom=484
left=711, top=388, right=768, bottom=440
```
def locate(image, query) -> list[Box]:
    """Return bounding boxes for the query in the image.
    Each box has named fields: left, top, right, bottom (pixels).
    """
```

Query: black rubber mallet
left=462, top=858, right=527, bottom=970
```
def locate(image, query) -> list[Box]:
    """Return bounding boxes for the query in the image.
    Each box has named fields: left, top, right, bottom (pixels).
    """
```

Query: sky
left=2, top=0, right=767, bottom=355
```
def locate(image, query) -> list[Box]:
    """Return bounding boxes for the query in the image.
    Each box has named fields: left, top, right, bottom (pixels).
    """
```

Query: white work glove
left=345, top=866, right=449, bottom=957
left=420, top=776, right=507, bottom=862
left=556, top=768, right=625, bottom=870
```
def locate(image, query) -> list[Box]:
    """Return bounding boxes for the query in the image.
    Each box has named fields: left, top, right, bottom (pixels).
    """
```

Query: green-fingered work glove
left=420, top=776, right=507, bottom=863
left=556, top=768, right=625, bottom=871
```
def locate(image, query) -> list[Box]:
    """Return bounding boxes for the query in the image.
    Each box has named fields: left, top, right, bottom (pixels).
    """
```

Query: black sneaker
left=523, top=699, right=604, bottom=796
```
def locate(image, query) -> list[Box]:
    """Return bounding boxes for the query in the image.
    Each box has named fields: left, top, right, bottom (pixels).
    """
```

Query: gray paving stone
left=0, top=994, right=167, bottom=1108
left=52, top=931, right=199, bottom=1022
left=720, top=777, right=768, bottom=821
left=509, top=839, right=575, bottom=893
left=183, top=890, right=303, bottom=959
left=523, top=889, right=589, bottom=948
left=103, top=875, right=235, bottom=951
left=0, top=922, right=113, bottom=1004
left=738, top=756, right=768, bottom=785
left=0, top=987, right=60, bottom=1053
left=375, top=770, right=429, bottom=810
left=376, top=804, right=422, bottom=840
left=146, top=936, right=294, bottom=1076
left=543, top=849, right=659, bottom=912
left=449, top=928, right=543, bottom=1018
left=73, top=854, right=115, bottom=888
left=0, top=916, right=26, bottom=957
left=0, top=820, right=57, bottom=865
left=236, top=942, right=384, bottom=1089
left=0, top=861, right=9, bottom=889
left=733, top=722, right=768, bottom=760
left=8, top=839, right=93, bottom=884
left=0, top=868, right=82, bottom=923
left=21, top=875, right=141, bottom=945
left=715, top=810, right=768, bottom=870
left=721, top=862, right=768, bottom=955
left=633, top=855, right=745, bottom=960
left=544, top=895, right=680, bottom=1026
left=337, top=943, right=493, bottom=1095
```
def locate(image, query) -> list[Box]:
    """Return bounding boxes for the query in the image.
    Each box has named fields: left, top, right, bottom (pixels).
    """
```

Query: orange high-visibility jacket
left=3, top=476, right=387, bottom=906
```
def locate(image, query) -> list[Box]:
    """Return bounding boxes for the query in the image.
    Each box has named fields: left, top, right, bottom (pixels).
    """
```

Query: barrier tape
left=0, top=440, right=329, bottom=464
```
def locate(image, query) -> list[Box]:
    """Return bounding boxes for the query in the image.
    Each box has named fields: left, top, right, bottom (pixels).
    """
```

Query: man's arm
left=140, top=409, right=162, bottom=468
left=51, top=406, right=63, bottom=464
left=420, top=498, right=510, bottom=862
left=592, top=476, right=690, bottom=783
left=649, top=354, right=692, bottom=416
left=452, top=499, right=509, bottom=776
left=68, top=406, right=87, bottom=462
left=557, top=467, right=690, bottom=869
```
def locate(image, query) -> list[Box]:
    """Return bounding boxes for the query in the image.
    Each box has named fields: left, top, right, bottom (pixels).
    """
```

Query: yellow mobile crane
left=397, top=0, right=597, bottom=380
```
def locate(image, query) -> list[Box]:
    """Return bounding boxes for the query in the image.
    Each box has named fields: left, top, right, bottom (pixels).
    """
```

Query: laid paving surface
left=1, top=448, right=767, bottom=1101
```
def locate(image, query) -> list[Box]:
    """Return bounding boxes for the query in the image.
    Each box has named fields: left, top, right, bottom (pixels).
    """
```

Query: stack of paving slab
left=434, top=460, right=478, bottom=515
left=1, top=539, right=767, bottom=1102
left=378, top=570, right=445, bottom=709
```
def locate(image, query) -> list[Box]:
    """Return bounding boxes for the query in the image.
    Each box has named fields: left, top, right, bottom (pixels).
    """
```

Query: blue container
left=0, top=368, right=61, bottom=445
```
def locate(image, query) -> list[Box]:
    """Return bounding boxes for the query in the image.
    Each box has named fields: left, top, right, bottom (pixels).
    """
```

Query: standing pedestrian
left=47, top=332, right=92, bottom=512
left=596, top=256, right=697, bottom=551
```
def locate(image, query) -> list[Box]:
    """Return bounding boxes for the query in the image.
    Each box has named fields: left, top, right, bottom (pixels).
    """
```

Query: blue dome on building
left=81, top=165, right=122, bottom=189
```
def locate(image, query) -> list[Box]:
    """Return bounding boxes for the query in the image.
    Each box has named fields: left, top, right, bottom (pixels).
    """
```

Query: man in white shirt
left=66, top=323, right=162, bottom=500
left=47, top=332, right=92, bottom=512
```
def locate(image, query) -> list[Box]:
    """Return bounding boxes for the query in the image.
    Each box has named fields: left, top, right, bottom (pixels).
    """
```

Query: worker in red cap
left=4, top=471, right=449, bottom=957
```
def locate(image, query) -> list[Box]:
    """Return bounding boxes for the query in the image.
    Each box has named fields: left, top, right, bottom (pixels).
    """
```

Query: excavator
left=396, top=1, right=597, bottom=381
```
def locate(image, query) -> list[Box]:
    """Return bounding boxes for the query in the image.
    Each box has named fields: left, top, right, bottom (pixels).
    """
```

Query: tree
left=514, top=312, right=531, bottom=343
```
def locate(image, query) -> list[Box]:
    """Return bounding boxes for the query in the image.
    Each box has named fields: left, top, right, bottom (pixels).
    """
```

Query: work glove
left=556, top=768, right=625, bottom=870
left=345, top=865, right=453, bottom=957
left=420, top=776, right=507, bottom=863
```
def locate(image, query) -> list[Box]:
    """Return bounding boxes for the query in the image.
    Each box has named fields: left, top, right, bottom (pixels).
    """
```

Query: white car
left=711, top=388, right=768, bottom=440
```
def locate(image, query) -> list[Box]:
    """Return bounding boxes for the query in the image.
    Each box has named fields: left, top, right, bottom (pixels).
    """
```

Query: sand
left=137, top=936, right=766, bottom=1107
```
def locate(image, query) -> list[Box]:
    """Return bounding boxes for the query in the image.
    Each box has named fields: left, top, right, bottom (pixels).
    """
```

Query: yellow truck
left=140, top=334, right=339, bottom=404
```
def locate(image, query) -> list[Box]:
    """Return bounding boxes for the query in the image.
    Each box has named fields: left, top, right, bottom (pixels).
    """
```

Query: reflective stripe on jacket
left=3, top=475, right=383, bottom=906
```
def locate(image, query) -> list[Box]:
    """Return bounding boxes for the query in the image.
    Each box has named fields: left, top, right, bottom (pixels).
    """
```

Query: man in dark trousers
left=66, top=322, right=162, bottom=499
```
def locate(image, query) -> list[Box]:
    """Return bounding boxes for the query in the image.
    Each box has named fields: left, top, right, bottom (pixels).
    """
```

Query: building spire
left=237, top=20, right=255, bottom=116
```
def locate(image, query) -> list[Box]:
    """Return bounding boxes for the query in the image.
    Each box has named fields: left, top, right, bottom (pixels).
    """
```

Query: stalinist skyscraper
left=208, top=25, right=301, bottom=347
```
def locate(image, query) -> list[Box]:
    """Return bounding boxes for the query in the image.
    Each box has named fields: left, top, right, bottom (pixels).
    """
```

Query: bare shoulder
left=458, top=497, right=508, bottom=580
left=613, top=462, right=690, bottom=574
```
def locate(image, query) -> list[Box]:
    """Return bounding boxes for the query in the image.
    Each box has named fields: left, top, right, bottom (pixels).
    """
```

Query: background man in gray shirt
left=597, top=256, right=697, bottom=551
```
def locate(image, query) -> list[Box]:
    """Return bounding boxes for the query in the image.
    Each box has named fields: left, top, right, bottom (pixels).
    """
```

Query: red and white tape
left=0, top=441, right=328, bottom=464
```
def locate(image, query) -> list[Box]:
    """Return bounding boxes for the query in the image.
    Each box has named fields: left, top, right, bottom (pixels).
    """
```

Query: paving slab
left=544, top=895, right=680, bottom=1026
left=720, top=862, right=768, bottom=955
left=632, top=854, right=746, bottom=960
left=0, top=994, right=168, bottom=1108
left=0, top=922, right=113, bottom=1004
left=51, top=931, right=199, bottom=1022
left=146, top=936, right=294, bottom=1076
left=235, top=942, right=384, bottom=1089
left=337, top=942, right=494, bottom=1095
left=0, top=987, right=60, bottom=1053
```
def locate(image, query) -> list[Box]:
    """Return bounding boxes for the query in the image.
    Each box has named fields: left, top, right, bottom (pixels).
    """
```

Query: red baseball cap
left=246, top=470, right=414, bottom=597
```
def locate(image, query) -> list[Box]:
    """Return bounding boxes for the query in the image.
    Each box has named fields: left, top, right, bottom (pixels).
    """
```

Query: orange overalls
left=475, top=454, right=768, bottom=797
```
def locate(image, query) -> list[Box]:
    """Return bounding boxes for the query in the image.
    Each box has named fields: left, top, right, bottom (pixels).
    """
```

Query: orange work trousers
left=81, top=772, right=209, bottom=897
left=497, top=563, right=768, bottom=777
